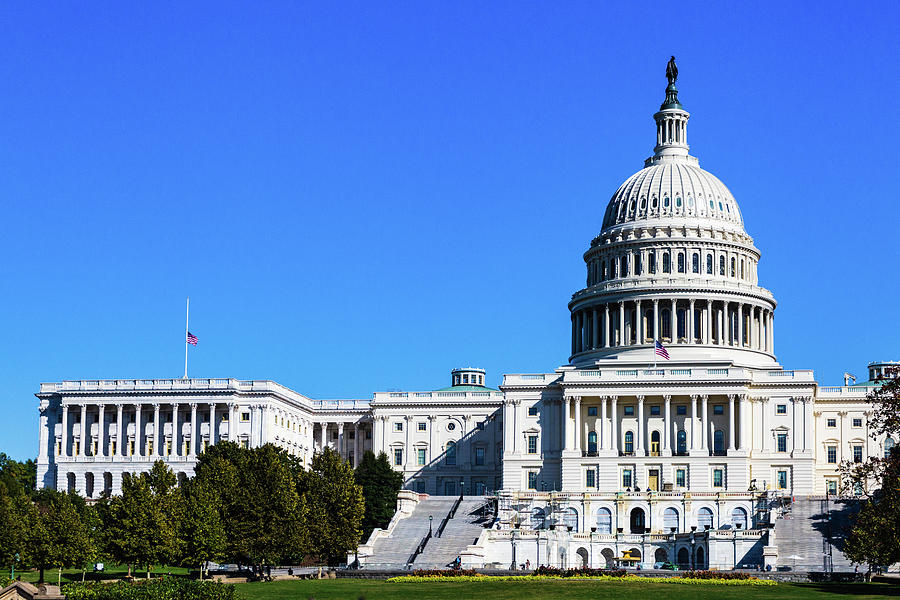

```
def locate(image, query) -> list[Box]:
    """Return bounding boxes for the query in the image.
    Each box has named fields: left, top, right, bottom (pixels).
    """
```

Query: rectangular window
left=777, top=470, right=788, bottom=490
left=853, top=445, right=863, bottom=463
left=528, top=405, right=539, bottom=416
left=650, top=405, right=660, bottom=416
left=777, top=433, right=788, bottom=453
left=827, top=445, right=837, bottom=464
left=586, top=469, right=596, bottom=488
left=675, top=468, right=686, bottom=487
left=475, top=447, right=485, bottom=466
left=394, top=422, right=403, bottom=432
left=622, top=469, right=633, bottom=489
left=587, top=406, right=597, bottom=416
left=852, top=418, right=863, bottom=428
left=241, top=412, right=250, bottom=422
left=776, top=404, right=787, bottom=415
left=827, top=418, right=836, bottom=428
left=624, top=406, right=635, bottom=416
left=417, top=422, right=427, bottom=431
left=676, top=405, right=687, bottom=416
left=417, top=448, right=426, bottom=466
left=527, top=435, right=538, bottom=454
left=527, top=471, right=537, bottom=490
left=826, top=480, right=838, bottom=495
left=713, top=404, right=724, bottom=415
left=393, top=448, right=403, bottom=466
left=240, top=440, right=248, bottom=450
left=713, top=469, right=723, bottom=487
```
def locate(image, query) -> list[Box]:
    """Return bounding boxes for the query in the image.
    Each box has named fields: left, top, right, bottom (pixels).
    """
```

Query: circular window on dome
left=719, top=201, right=724, bottom=211
left=447, top=422, right=456, bottom=432
left=709, top=200, right=715, bottom=210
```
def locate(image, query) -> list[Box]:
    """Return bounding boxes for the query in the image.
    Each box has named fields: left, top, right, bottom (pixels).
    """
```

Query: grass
left=10, top=565, right=190, bottom=585
left=235, top=579, right=900, bottom=600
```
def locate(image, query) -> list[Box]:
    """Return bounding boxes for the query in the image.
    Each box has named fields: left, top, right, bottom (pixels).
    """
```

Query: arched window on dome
left=885, top=437, right=895, bottom=459
left=649, top=253, right=657, bottom=274
left=706, top=254, right=713, bottom=274
left=676, top=196, right=683, bottom=210
left=640, top=197, right=647, bottom=211
left=677, top=253, right=685, bottom=274
left=662, top=252, right=671, bottom=274
left=611, top=258, right=618, bottom=279
left=692, top=253, right=700, bottom=274
left=688, top=196, right=694, bottom=210
left=621, top=256, right=629, bottom=277
left=633, top=252, right=642, bottom=276
left=663, top=196, right=670, bottom=210
left=740, top=260, right=745, bottom=280
left=601, top=261, right=607, bottom=281
left=719, top=256, right=726, bottom=276
left=730, top=257, right=736, bottom=278
left=709, top=199, right=715, bottom=210
left=652, top=196, right=659, bottom=210
left=661, top=309, right=672, bottom=342
left=719, top=201, right=724, bottom=211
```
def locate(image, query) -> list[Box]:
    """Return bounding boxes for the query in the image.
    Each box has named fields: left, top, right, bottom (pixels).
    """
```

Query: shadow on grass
left=800, top=583, right=900, bottom=597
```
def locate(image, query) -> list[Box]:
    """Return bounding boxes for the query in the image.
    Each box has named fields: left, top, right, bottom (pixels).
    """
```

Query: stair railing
left=436, top=494, right=463, bottom=538
left=407, top=529, right=432, bottom=567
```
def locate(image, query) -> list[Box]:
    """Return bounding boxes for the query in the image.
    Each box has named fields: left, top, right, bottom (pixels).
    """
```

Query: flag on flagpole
left=654, top=339, right=670, bottom=360
left=186, top=331, right=198, bottom=346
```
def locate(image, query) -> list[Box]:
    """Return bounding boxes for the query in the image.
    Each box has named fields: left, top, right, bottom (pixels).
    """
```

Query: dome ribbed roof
left=601, top=160, right=744, bottom=230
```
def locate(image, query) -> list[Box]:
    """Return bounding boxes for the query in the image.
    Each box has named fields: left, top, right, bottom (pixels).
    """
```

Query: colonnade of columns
left=55, top=401, right=247, bottom=460
left=571, top=298, right=774, bottom=355
left=562, top=394, right=749, bottom=457
left=316, top=420, right=368, bottom=467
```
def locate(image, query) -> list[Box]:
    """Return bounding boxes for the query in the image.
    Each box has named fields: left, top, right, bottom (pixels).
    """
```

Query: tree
left=301, top=448, right=365, bottom=564
left=0, top=485, right=27, bottom=574
left=102, top=462, right=181, bottom=576
left=0, top=453, right=37, bottom=497
left=841, top=367, right=900, bottom=573
left=178, top=477, right=226, bottom=579
left=24, top=490, right=97, bottom=583
left=354, top=450, right=404, bottom=539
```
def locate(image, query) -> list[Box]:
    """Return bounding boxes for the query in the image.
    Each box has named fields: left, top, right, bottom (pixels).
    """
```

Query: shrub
left=532, top=566, right=627, bottom=578
left=409, top=569, right=481, bottom=578
left=62, top=577, right=236, bottom=600
left=679, top=570, right=751, bottom=580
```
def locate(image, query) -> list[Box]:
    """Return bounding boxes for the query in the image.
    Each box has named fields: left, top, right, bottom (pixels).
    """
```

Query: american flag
left=186, top=331, right=198, bottom=346
left=655, top=339, right=670, bottom=360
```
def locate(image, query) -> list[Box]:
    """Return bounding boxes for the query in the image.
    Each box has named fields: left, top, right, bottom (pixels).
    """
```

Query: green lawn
left=236, top=580, right=900, bottom=600
left=12, top=565, right=190, bottom=585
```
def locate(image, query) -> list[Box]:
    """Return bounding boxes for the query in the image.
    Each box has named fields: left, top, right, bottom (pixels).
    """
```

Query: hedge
left=61, top=578, right=236, bottom=600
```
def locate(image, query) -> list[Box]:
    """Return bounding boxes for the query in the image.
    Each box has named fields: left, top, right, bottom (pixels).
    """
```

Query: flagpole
left=183, top=297, right=189, bottom=379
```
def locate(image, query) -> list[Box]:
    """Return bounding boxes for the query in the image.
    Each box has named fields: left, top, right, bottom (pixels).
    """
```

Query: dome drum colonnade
left=568, top=70, right=776, bottom=366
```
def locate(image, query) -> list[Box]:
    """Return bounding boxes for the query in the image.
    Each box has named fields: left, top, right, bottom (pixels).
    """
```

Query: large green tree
left=24, top=490, right=97, bottom=583
left=102, top=462, right=181, bottom=576
left=841, top=368, right=900, bottom=573
left=301, top=448, right=365, bottom=564
left=0, top=485, right=28, bottom=574
left=354, top=450, right=404, bottom=539
left=178, top=476, right=226, bottom=578
left=0, top=453, right=37, bottom=497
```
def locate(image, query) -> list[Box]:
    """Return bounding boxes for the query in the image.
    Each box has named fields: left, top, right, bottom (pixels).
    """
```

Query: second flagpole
left=183, top=297, right=190, bottom=379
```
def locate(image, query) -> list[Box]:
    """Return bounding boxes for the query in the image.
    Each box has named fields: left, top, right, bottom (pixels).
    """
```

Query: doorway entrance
left=648, top=469, right=659, bottom=491
left=629, top=508, right=646, bottom=533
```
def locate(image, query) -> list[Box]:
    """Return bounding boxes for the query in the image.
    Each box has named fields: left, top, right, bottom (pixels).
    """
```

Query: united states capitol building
left=36, top=64, right=894, bottom=571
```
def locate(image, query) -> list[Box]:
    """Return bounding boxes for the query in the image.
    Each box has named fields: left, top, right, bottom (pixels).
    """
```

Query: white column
left=209, top=403, right=216, bottom=445
left=802, top=397, right=811, bottom=451
left=190, top=403, right=198, bottom=455
left=653, top=299, right=659, bottom=341
left=635, top=300, right=643, bottom=343
left=80, top=404, right=88, bottom=457
left=153, top=404, right=161, bottom=458
left=749, top=307, right=757, bottom=349
left=134, top=404, right=142, bottom=457
left=688, top=299, right=695, bottom=343
left=116, top=404, right=124, bottom=457
left=636, top=395, right=645, bottom=456
left=61, top=404, right=69, bottom=458
left=705, top=300, right=712, bottom=344
left=738, top=304, right=744, bottom=347
left=319, top=422, right=327, bottom=451
left=769, top=312, right=775, bottom=353
left=604, top=304, right=610, bottom=347
left=690, top=395, right=698, bottom=451
left=701, top=395, right=709, bottom=452
left=610, top=396, right=618, bottom=454
left=663, top=395, right=671, bottom=454
left=98, top=404, right=106, bottom=458
left=618, top=302, right=625, bottom=346
left=574, top=397, right=582, bottom=452
left=600, top=396, right=607, bottom=450
left=792, top=397, right=799, bottom=454
left=340, top=421, right=347, bottom=460
left=228, top=403, right=237, bottom=442
left=563, top=396, right=572, bottom=451
left=760, top=399, right=769, bottom=452
left=670, top=298, right=677, bottom=342
left=728, top=394, right=736, bottom=452
left=717, top=303, right=724, bottom=344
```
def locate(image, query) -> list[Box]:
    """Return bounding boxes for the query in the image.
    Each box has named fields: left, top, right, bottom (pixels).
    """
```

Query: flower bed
left=387, top=572, right=776, bottom=586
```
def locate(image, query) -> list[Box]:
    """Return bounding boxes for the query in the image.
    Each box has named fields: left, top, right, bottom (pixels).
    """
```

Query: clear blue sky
left=1, top=2, right=898, bottom=460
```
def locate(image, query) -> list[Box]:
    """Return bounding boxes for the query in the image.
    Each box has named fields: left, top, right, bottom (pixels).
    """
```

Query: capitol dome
left=568, top=60, right=779, bottom=369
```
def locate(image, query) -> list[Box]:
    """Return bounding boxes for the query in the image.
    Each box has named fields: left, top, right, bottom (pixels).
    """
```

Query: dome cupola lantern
left=649, top=56, right=691, bottom=165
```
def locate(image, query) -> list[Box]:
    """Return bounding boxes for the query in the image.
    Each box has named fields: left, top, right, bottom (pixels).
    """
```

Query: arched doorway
left=576, top=547, right=589, bottom=568
left=696, top=546, right=706, bottom=569
left=596, top=507, right=612, bottom=534
left=601, top=548, right=615, bottom=568
left=663, top=507, right=679, bottom=532
left=562, top=507, right=579, bottom=532
left=629, top=508, right=646, bottom=534
left=85, top=472, right=94, bottom=498
left=677, top=547, right=689, bottom=569
left=103, top=472, right=113, bottom=496
left=731, top=507, right=748, bottom=530
left=66, top=472, right=75, bottom=493
left=654, top=548, right=668, bottom=565
left=697, top=507, right=714, bottom=530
